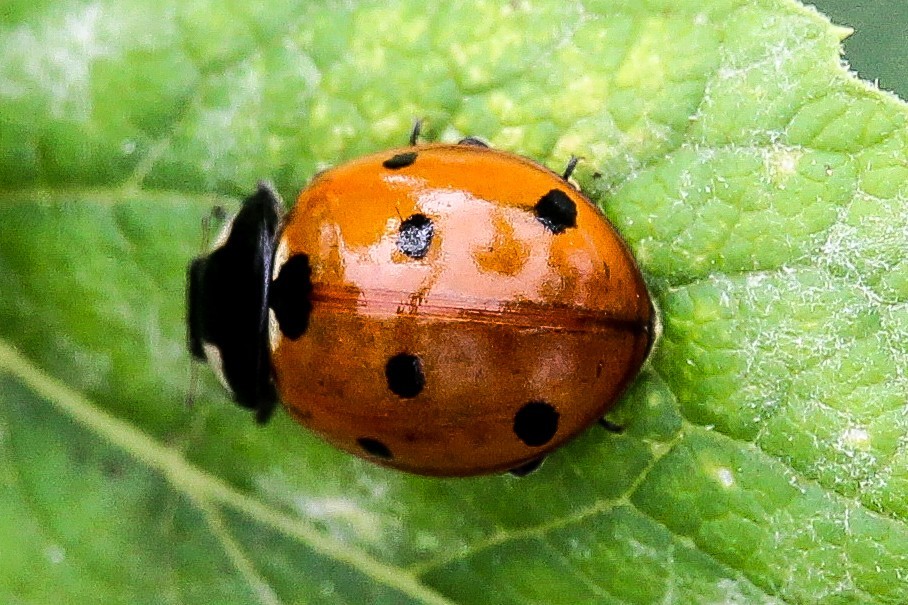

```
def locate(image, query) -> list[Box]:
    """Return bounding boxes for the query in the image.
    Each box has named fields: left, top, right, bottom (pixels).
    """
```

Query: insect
left=188, top=126, right=653, bottom=477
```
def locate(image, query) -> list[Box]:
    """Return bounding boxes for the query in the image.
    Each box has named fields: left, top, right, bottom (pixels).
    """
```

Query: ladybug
left=188, top=127, right=653, bottom=477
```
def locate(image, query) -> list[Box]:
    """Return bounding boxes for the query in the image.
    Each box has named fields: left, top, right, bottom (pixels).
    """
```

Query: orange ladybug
left=188, top=127, right=653, bottom=477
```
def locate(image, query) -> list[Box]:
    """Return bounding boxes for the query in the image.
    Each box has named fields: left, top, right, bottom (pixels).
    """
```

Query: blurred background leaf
left=811, top=0, right=908, bottom=98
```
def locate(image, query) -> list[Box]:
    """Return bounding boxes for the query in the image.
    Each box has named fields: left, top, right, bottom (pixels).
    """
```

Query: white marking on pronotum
left=272, top=236, right=290, bottom=281
left=268, top=237, right=291, bottom=351
left=210, top=212, right=236, bottom=250
left=202, top=343, right=232, bottom=393
left=268, top=308, right=281, bottom=353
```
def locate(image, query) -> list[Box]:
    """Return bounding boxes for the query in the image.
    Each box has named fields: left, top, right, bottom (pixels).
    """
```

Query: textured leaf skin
left=1, top=1, right=907, bottom=604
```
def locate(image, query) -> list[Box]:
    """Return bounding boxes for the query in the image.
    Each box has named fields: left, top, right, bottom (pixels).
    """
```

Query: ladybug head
left=187, top=183, right=283, bottom=422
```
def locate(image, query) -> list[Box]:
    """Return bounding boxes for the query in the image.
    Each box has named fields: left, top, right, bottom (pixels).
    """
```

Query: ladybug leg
left=457, top=136, right=489, bottom=147
left=508, top=456, right=546, bottom=477
left=409, top=118, right=424, bottom=146
left=598, top=418, right=625, bottom=434
left=562, top=155, right=580, bottom=181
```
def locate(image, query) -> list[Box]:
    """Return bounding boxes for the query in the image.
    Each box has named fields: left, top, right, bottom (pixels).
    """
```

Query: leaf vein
left=0, top=340, right=458, bottom=605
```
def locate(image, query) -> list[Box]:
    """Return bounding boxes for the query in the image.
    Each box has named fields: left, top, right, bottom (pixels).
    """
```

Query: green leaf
left=1, top=1, right=906, bottom=603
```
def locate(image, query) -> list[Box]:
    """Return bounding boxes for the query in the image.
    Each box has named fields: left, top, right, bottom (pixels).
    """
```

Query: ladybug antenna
left=562, top=155, right=580, bottom=181
left=409, top=118, right=424, bottom=146
left=185, top=205, right=227, bottom=410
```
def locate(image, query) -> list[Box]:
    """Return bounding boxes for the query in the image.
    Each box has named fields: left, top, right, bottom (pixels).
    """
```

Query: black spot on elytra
left=357, top=438, right=393, bottom=459
left=383, top=151, right=418, bottom=169
left=269, top=253, right=313, bottom=340
left=513, top=401, right=559, bottom=447
left=385, top=353, right=425, bottom=398
left=534, top=189, right=577, bottom=234
left=398, top=214, right=434, bottom=259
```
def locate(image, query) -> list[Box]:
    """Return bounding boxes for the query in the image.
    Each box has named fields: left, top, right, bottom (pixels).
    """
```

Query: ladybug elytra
left=188, top=130, right=653, bottom=477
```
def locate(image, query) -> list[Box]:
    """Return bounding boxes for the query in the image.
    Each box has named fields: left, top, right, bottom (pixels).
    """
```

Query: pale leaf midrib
left=0, top=339, right=457, bottom=605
